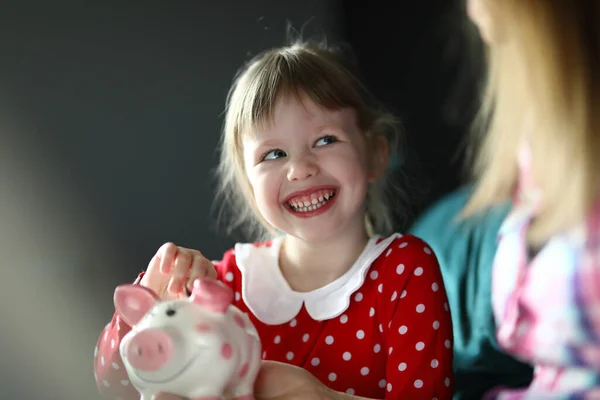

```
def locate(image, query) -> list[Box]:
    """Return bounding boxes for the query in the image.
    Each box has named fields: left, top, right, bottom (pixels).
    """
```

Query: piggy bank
left=114, top=278, right=262, bottom=400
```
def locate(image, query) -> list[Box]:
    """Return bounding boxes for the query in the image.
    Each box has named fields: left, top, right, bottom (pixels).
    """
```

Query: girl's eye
left=263, top=149, right=287, bottom=161
left=315, top=135, right=337, bottom=147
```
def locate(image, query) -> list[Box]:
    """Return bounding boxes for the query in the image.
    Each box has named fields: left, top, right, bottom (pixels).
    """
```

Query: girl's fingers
left=186, top=257, right=217, bottom=293
left=158, top=242, right=178, bottom=274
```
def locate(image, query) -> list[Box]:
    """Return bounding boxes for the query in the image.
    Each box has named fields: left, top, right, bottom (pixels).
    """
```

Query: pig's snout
left=126, top=328, right=173, bottom=371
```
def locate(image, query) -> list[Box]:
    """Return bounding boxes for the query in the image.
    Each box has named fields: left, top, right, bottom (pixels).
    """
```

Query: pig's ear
left=114, top=284, right=159, bottom=327
left=190, top=278, right=233, bottom=314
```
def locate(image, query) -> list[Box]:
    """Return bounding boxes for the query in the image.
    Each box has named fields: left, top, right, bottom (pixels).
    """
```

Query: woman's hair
left=462, top=1, right=600, bottom=246
left=214, top=36, right=407, bottom=242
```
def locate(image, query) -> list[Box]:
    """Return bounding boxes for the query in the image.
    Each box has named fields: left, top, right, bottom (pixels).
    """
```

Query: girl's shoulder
left=371, top=232, right=442, bottom=281
left=374, top=233, right=438, bottom=263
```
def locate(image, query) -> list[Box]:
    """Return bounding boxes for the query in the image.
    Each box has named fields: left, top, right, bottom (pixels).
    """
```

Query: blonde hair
left=463, top=1, right=600, bottom=247
left=214, top=38, right=407, bottom=242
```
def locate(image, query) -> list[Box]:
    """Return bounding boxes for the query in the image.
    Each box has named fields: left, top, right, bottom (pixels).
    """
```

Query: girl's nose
left=286, top=158, right=319, bottom=181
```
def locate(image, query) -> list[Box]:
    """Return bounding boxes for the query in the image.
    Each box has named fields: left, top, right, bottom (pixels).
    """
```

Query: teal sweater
left=408, top=187, right=533, bottom=400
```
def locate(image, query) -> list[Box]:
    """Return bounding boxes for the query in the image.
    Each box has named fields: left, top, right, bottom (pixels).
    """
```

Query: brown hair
left=463, top=1, right=600, bottom=247
left=214, top=38, right=407, bottom=242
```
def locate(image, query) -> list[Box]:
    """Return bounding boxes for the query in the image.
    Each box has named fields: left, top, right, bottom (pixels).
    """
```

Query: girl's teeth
left=289, top=191, right=336, bottom=213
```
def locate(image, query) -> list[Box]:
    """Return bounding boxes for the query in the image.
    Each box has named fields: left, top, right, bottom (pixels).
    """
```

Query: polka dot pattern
left=373, top=235, right=454, bottom=399
left=94, top=236, right=454, bottom=400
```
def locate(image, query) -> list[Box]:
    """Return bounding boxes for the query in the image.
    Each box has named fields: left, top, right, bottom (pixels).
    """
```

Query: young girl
left=94, top=39, right=454, bottom=399
left=463, top=0, right=600, bottom=398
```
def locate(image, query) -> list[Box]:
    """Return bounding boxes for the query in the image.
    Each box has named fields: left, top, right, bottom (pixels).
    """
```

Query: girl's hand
left=139, top=242, right=217, bottom=300
left=254, top=361, right=359, bottom=400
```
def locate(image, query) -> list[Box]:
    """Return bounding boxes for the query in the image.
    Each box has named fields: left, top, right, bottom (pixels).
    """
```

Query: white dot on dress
left=286, top=352, right=294, bottom=360
left=389, top=347, right=393, bottom=355
left=401, top=290, right=407, bottom=298
left=416, top=304, right=425, bottom=313
left=379, top=324, right=384, bottom=333
left=433, top=320, right=440, bottom=330
left=355, top=292, right=363, bottom=302
left=391, top=291, right=398, bottom=301
left=385, top=248, right=392, bottom=257
left=120, top=380, right=129, bottom=386
left=274, top=335, right=281, bottom=344
left=445, top=377, right=451, bottom=387
left=445, top=340, right=451, bottom=348
left=225, top=272, right=234, bottom=282
left=379, top=379, right=387, bottom=388
left=431, top=359, right=439, bottom=368
left=346, top=388, right=355, bottom=395
left=111, top=362, right=119, bottom=370
left=396, top=264, right=405, bottom=274
left=329, top=373, right=337, bottom=382
left=343, top=352, right=352, bottom=361
left=311, top=357, right=320, bottom=366
left=102, top=380, right=110, bottom=388
left=444, top=302, right=449, bottom=311
left=369, top=307, right=375, bottom=317
left=290, top=319, right=297, bottom=327
left=414, top=379, right=424, bottom=389
left=325, top=335, right=334, bottom=345
left=374, top=344, right=381, bottom=353
left=101, top=356, right=105, bottom=366
left=424, top=246, right=432, bottom=254
left=360, top=367, right=370, bottom=376
left=378, top=283, right=384, bottom=293
left=414, top=267, right=423, bottom=276
left=416, top=342, right=425, bottom=351
left=340, top=314, right=348, bottom=324
left=398, top=362, right=407, bottom=371
left=303, top=333, right=310, bottom=342
left=235, top=292, right=241, bottom=301
left=399, top=325, right=408, bottom=335
left=370, top=270, right=379, bottom=280
left=387, top=383, right=393, bottom=392
left=356, top=330, right=365, bottom=339
left=432, top=282, right=439, bottom=291
left=399, top=242, right=408, bottom=248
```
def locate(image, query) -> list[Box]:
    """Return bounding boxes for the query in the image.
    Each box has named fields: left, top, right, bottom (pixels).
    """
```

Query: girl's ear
left=368, top=135, right=389, bottom=183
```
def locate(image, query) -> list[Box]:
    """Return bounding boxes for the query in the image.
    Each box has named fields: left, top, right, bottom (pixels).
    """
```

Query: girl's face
left=242, top=94, right=382, bottom=243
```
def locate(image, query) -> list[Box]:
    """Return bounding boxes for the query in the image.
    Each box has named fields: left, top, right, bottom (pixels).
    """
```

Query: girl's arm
left=379, top=236, right=455, bottom=399
left=94, top=273, right=147, bottom=400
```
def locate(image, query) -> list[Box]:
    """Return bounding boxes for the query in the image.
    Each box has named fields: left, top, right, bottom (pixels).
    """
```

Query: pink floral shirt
left=486, top=143, right=600, bottom=399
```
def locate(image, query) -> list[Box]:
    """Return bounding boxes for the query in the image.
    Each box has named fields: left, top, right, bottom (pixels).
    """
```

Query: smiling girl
left=94, top=39, right=455, bottom=400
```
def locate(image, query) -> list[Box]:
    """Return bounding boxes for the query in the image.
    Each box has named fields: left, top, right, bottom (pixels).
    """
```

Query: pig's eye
left=166, top=308, right=176, bottom=317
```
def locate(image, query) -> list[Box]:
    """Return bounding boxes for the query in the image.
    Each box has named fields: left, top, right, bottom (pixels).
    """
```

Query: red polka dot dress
left=94, top=233, right=454, bottom=399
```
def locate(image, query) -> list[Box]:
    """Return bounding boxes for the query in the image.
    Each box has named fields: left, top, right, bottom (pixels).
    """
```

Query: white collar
left=234, top=233, right=402, bottom=325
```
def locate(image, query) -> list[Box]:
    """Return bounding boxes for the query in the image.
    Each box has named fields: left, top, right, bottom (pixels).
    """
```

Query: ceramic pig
left=114, top=278, right=262, bottom=400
